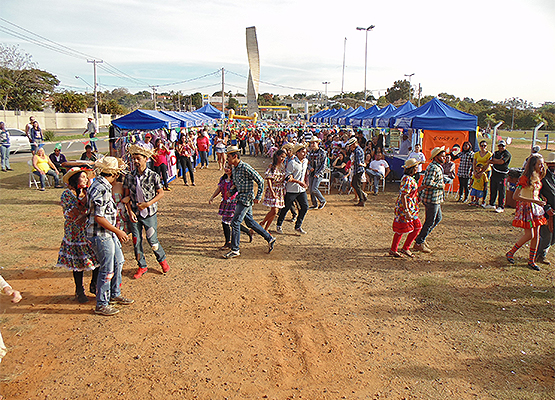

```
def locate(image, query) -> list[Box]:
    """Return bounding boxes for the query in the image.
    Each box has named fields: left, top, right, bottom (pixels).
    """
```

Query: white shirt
left=408, top=151, right=426, bottom=172
left=368, top=159, right=389, bottom=176
left=285, top=156, right=308, bottom=193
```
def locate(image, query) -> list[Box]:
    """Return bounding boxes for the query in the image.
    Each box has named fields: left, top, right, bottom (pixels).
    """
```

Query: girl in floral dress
left=260, top=149, right=287, bottom=231
left=56, top=167, right=99, bottom=303
left=389, top=158, right=423, bottom=258
left=209, top=162, right=252, bottom=250
left=506, top=155, right=547, bottom=271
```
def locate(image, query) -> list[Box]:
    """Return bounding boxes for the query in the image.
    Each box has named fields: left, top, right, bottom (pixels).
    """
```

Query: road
left=9, top=136, right=110, bottom=163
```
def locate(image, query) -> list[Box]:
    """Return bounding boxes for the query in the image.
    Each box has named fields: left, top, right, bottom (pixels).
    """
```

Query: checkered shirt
left=86, top=176, right=117, bottom=237
left=308, top=147, right=327, bottom=177
left=231, top=160, right=264, bottom=206
left=124, top=168, right=163, bottom=217
left=418, top=161, right=444, bottom=204
left=352, top=146, right=365, bottom=175
left=457, top=150, right=474, bottom=178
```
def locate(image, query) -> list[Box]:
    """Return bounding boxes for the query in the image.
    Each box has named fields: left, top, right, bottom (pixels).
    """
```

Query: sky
left=1, top=0, right=554, bottom=106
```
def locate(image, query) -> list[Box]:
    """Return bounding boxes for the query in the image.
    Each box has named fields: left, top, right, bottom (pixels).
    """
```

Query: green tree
left=99, top=99, right=127, bottom=115
left=191, top=92, right=203, bottom=109
left=385, top=80, right=410, bottom=104
left=227, top=97, right=239, bottom=111
left=52, top=90, right=88, bottom=113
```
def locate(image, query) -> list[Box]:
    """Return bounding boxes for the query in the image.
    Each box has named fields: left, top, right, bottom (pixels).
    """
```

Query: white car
left=7, top=128, right=32, bottom=153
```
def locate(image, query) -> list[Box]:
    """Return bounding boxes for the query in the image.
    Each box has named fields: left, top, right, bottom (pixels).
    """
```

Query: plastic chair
left=444, top=180, right=454, bottom=199
left=367, top=172, right=386, bottom=193
left=319, top=167, right=331, bottom=195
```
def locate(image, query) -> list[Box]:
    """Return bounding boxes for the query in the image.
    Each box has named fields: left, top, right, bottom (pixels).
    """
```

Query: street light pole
left=322, top=82, right=330, bottom=102
left=341, top=37, right=347, bottom=98
left=356, top=25, right=375, bottom=108
left=87, top=59, right=103, bottom=130
left=404, top=73, right=415, bottom=101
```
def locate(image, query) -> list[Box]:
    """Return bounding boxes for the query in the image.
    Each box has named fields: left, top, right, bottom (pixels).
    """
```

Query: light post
left=322, top=82, right=330, bottom=102
left=356, top=25, right=375, bottom=108
left=404, top=73, right=414, bottom=101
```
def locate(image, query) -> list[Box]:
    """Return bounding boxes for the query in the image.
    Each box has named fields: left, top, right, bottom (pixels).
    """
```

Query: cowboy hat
left=94, top=156, right=127, bottom=176
left=62, top=167, right=95, bottom=185
left=292, top=143, right=307, bottom=154
left=281, top=143, right=294, bottom=150
left=431, top=146, right=446, bottom=159
left=226, top=145, right=241, bottom=154
left=345, top=137, right=358, bottom=147
left=128, top=144, right=155, bottom=159
left=309, top=136, right=321, bottom=142
left=402, top=158, right=422, bottom=169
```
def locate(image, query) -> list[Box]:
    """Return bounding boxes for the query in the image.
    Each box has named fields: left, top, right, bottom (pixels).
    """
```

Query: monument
left=246, top=26, right=260, bottom=116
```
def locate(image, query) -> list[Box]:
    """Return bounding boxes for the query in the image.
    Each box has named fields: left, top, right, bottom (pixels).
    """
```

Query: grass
left=48, top=132, right=109, bottom=142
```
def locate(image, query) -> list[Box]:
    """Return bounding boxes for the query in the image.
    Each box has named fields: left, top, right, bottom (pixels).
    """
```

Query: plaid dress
left=218, top=177, right=238, bottom=224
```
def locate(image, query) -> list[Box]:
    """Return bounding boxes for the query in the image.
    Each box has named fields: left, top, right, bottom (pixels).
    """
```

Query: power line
left=156, top=70, right=222, bottom=87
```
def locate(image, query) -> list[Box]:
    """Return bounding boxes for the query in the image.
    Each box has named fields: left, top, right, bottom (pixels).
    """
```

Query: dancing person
left=56, top=167, right=99, bottom=303
left=307, top=136, right=327, bottom=209
left=83, top=117, right=98, bottom=152
left=484, top=140, right=512, bottom=213
left=153, top=138, right=171, bottom=191
left=506, top=155, right=546, bottom=271
left=537, top=152, right=555, bottom=265
left=456, top=141, right=474, bottom=202
left=390, top=158, right=422, bottom=258
left=276, top=143, right=310, bottom=234
left=32, top=147, right=62, bottom=190
left=175, top=135, right=195, bottom=186
left=413, top=146, right=446, bottom=253
left=208, top=161, right=253, bottom=249
left=346, top=137, right=367, bottom=206
left=223, top=146, right=276, bottom=259
left=469, top=164, right=488, bottom=206
left=260, top=149, right=288, bottom=231
left=214, top=130, right=227, bottom=170
left=0, top=122, right=11, bottom=171
left=0, top=274, right=22, bottom=386
left=86, top=157, right=133, bottom=316
left=124, top=145, right=170, bottom=278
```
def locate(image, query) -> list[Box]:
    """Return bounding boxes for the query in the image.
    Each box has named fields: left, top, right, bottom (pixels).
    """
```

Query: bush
left=43, top=130, right=55, bottom=141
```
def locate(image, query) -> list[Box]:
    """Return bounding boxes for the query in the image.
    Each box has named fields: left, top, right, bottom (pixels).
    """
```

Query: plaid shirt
left=419, top=161, right=444, bottom=204
left=308, top=147, right=327, bottom=177
left=457, top=150, right=474, bottom=178
left=352, top=145, right=365, bottom=175
left=124, top=168, right=163, bottom=217
left=231, top=160, right=264, bottom=206
left=86, top=176, right=117, bottom=237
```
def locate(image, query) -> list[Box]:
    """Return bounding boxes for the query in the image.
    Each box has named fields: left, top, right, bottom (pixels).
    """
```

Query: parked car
left=7, top=128, right=32, bottom=153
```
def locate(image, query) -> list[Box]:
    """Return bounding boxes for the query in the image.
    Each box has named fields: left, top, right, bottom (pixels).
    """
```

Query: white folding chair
left=319, top=167, right=331, bottom=195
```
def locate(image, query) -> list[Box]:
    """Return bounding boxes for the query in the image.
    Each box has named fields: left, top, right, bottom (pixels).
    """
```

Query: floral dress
left=512, top=175, right=547, bottom=229
left=56, top=189, right=98, bottom=271
left=262, top=165, right=286, bottom=208
left=392, top=174, right=421, bottom=234
left=113, top=192, right=130, bottom=234
left=218, top=177, right=238, bottom=224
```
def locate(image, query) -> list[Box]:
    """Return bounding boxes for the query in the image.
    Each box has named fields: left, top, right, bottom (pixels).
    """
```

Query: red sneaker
left=133, top=267, right=148, bottom=279
left=160, top=260, right=170, bottom=273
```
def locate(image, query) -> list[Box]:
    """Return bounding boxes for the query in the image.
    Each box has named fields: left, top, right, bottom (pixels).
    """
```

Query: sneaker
left=413, top=242, right=432, bottom=253
left=276, top=226, right=283, bottom=234
left=318, top=201, right=327, bottom=210
left=495, top=207, right=504, bottom=213
left=267, top=237, right=276, bottom=253
left=484, top=204, right=496, bottom=210
left=308, top=205, right=318, bottom=210
left=95, top=304, right=120, bottom=316
left=160, top=259, right=170, bottom=273
left=223, top=250, right=240, bottom=259
left=133, top=267, right=148, bottom=279
left=109, top=296, right=134, bottom=305
left=295, top=227, right=307, bottom=235
left=528, top=262, right=541, bottom=271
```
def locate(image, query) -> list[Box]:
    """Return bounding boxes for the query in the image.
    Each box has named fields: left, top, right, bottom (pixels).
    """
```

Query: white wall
left=0, top=109, right=117, bottom=131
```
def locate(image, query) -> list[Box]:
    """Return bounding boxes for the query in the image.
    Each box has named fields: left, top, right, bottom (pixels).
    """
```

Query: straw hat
left=128, top=144, right=155, bottom=158
left=62, top=167, right=95, bottom=185
left=226, top=145, right=241, bottom=154
left=292, top=143, right=307, bottom=154
left=281, top=143, right=294, bottom=150
left=402, top=158, right=422, bottom=169
left=94, top=156, right=127, bottom=176
left=431, top=146, right=446, bottom=159
left=309, top=136, right=321, bottom=143
left=544, top=152, right=555, bottom=163
left=345, top=137, right=358, bottom=147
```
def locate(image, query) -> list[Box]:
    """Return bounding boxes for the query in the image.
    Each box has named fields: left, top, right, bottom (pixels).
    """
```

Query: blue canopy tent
left=188, top=111, right=216, bottom=124
left=349, top=105, right=381, bottom=127
left=322, top=108, right=344, bottom=124
left=330, top=107, right=354, bottom=125
left=340, top=106, right=366, bottom=125
left=159, top=111, right=196, bottom=128
left=313, top=108, right=335, bottom=123
left=112, top=109, right=181, bottom=130
left=374, top=101, right=416, bottom=128
left=363, top=104, right=396, bottom=127
left=309, top=109, right=328, bottom=122
left=196, top=103, right=225, bottom=119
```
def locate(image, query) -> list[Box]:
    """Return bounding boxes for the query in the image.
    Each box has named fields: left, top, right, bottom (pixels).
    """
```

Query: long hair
left=269, top=149, right=285, bottom=173
left=522, top=154, right=545, bottom=183
left=68, top=171, right=84, bottom=198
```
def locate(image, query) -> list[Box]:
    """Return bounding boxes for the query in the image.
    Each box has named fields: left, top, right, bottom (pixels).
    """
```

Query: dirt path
left=0, top=155, right=553, bottom=399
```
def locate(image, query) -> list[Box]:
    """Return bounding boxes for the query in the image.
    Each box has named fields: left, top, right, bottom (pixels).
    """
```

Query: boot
left=76, top=287, right=89, bottom=303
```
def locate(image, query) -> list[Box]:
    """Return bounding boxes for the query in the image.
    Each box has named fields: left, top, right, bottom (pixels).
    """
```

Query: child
left=1, top=274, right=22, bottom=368
left=208, top=162, right=252, bottom=250
left=407, top=143, right=426, bottom=183
left=469, top=164, right=489, bottom=206
left=390, top=158, right=422, bottom=258
left=506, top=155, right=547, bottom=271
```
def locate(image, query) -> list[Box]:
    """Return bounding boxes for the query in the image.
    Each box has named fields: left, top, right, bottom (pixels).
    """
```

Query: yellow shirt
left=474, top=151, right=492, bottom=172
left=34, top=155, right=50, bottom=173
left=471, top=173, right=489, bottom=191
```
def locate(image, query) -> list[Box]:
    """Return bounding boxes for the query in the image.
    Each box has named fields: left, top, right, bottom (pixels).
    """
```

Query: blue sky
left=1, top=0, right=554, bottom=105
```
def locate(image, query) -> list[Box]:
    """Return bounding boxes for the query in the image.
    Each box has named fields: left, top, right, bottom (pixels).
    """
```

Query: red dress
left=512, top=175, right=547, bottom=229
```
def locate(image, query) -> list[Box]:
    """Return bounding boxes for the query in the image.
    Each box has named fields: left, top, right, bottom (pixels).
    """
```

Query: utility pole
left=322, top=82, right=330, bottom=102
left=356, top=25, right=375, bottom=108
left=150, top=86, right=159, bottom=110
left=221, top=67, right=225, bottom=114
left=87, top=59, right=103, bottom=130
left=341, top=37, right=347, bottom=98
left=417, top=83, right=422, bottom=107
left=404, top=73, right=415, bottom=101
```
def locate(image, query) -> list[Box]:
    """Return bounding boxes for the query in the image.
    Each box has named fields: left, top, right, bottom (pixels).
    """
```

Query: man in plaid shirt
left=224, top=146, right=276, bottom=259
left=86, top=157, right=134, bottom=316
left=347, top=136, right=367, bottom=206
left=307, top=136, right=328, bottom=209
left=413, top=146, right=446, bottom=253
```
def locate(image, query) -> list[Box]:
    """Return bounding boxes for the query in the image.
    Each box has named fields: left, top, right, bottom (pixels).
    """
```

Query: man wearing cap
left=86, top=157, right=133, bottom=316
left=484, top=140, right=511, bottom=213
left=347, top=137, right=367, bottom=206
left=224, top=146, right=276, bottom=259
left=413, top=146, right=446, bottom=253
left=537, top=152, right=555, bottom=265
left=124, top=145, right=170, bottom=278
left=83, top=117, right=98, bottom=152
left=307, top=136, right=327, bottom=209
left=49, top=145, right=68, bottom=174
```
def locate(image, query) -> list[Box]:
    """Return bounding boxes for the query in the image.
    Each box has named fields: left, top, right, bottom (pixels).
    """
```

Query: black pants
left=489, top=171, right=506, bottom=208
left=239, top=139, right=247, bottom=155
left=352, top=172, right=367, bottom=203
left=73, top=269, right=99, bottom=295
left=277, top=191, right=309, bottom=229
left=179, top=156, right=194, bottom=184
left=154, top=164, right=169, bottom=188
left=458, top=176, right=470, bottom=199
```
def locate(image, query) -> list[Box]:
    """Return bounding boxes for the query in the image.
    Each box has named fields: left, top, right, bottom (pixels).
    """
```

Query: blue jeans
left=89, top=134, right=98, bottom=151
left=1, top=146, right=10, bottom=169
left=33, top=169, right=60, bottom=189
left=365, top=169, right=384, bottom=194
left=129, top=214, right=166, bottom=269
left=415, top=203, right=442, bottom=244
left=199, top=151, right=209, bottom=167
left=89, top=235, right=124, bottom=307
left=276, top=191, right=309, bottom=230
left=308, top=174, right=326, bottom=206
left=231, top=201, right=272, bottom=252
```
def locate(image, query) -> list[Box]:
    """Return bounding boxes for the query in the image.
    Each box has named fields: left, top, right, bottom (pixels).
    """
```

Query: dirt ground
left=0, top=155, right=553, bottom=400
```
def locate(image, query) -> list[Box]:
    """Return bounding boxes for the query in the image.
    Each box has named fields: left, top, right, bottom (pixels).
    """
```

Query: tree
left=503, top=97, right=529, bottom=130
left=384, top=80, right=410, bottom=104
left=227, top=97, right=239, bottom=111
left=191, top=92, right=203, bottom=109
left=99, top=100, right=127, bottom=115
left=0, top=44, right=36, bottom=110
left=52, top=91, right=88, bottom=113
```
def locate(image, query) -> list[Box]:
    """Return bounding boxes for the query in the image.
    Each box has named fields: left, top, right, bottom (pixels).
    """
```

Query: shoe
left=248, top=229, right=254, bottom=242
left=495, top=207, right=504, bottom=213
left=373, top=192, right=378, bottom=196
left=89, top=282, right=96, bottom=295
left=413, top=242, right=432, bottom=253
left=536, top=256, right=551, bottom=265
left=164, top=187, right=172, bottom=191
left=354, top=202, right=365, bottom=207
left=55, top=185, right=63, bottom=188
left=184, top=182, right=189, bottom=186
left=223, top=250, right=240, bottom=259
left=399, top=248, right=415, bottom=258
left=1, top=169, right=5, bottom=172
left=295, top=227, right=307, bottom=235
left=76, top=290, right=89, bottom=304
left=133, top=267, right=148, bottom=279
left=388, top=250, right=404, bottom=258
left=6, top=168, right=12, bottom=171
left=268, top=237, right=276, bottom=253
left=506, top=252, right=515, bottom=264
left=160, top=259, right=170, bottom=273
left=192, top=183, right=196, bottom=186
left=109, top=296, right=134, bottom=305
left=40, top=187, right=45, bottom=191
left=484, top=205, right=496, bottom=210
left=308, top=205, right=318, bottom=210
left=318, top=201, right=327, bottom=210
left=276, top=226, right=283, bottom=234
left=95, top=304, right=120, bottom=316
left=528, top=262, right=541, bottom=271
